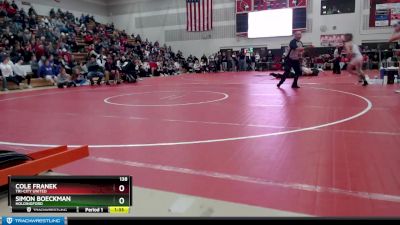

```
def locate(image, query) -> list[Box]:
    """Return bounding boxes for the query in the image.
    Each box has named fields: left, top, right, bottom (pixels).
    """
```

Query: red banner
left=289, top=0, right=307, bottom=8
left=236, top=0, right=253, bottom=13
left=320, top=34, right=345, bottom=47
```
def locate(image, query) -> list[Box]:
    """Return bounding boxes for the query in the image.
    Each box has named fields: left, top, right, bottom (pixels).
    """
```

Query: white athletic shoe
left=3, top=89, right=9, bottom=92
left=19, top=83, right=24, bottom=90
left=27, top=85, right=33, bottom=89
left=396, top=90, right=400, bottom=93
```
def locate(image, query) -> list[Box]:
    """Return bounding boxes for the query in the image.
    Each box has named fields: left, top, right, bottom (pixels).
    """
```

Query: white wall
left=14, top=0, right=109, bottom=24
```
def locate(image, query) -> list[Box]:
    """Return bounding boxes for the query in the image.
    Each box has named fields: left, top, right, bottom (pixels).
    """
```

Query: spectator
left=332, top=46, right=342, bottom=74
left=86, top=55, right=104, bottom=86
left=30, top=55, right=39, bottom=77
left=13, top=57, right=31, bottom=88
left=39, top=59, right=56, bottom=84
left=200, top=58, right=207, bottom=73
left=250, top=53, right=256, bottom=71
left=174, top=60, right=181, bottom=74
left=104, top=57, right=121, bottom=85
left=238, top=51, right=246, bottom=71
left=167, top=60, right=175, bottom=75
left=193, top=60, right=201, bottom=73
left=1, top=56, right=23, bottom=91
left=56, top=67, right=74, bottom=88
left=221, top=53, right=228, bottom=72
left=121, top=57, right=137, bottom=82
left=71, top=66, right=86, bottom=86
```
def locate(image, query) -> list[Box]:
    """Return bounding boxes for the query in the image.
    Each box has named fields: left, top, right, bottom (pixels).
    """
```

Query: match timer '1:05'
left=8, top=176, right=132, bottom=214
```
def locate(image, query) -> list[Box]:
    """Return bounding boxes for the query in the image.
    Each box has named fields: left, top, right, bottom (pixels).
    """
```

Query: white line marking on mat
left=104, top=91, right=229, bottom=107
left=160, top=95, right=178, bottom=100
left=0, top=87, right=373, bottom=148
left=90, top=156, right=400, bottom=203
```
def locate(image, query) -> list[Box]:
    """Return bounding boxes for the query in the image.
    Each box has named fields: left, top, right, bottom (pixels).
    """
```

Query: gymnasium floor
left=0, top=71, right=399, bottom=216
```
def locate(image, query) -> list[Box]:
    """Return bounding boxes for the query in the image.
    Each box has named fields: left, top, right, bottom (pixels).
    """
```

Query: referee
left=277, top=31, right=305, bottom=89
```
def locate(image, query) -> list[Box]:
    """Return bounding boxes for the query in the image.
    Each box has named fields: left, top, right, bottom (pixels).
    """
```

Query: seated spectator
left=39, top=59, right=56, bottom=84
left=105, top=57, right=121, bottom=85
left=121, top=57, right=137, bottom=83
left=188, top=60, right=194, bottom=73
left=52, top=61, right=62, bottom=77
left=193, top=60, right=201, bottom=73
left=71, top=66, right=86, bottom=86
left=167, top=61, right=175, bottom=75
left=84, top=32, right=94, bottom=45
left=162, top=61, right=169, bottom=75
left=86, top=55, right=104, bottom=86
left=2, top=0, right=17, bottom=17
left=155, top=61, right=163, bottom=77
left=56, top=67, right=75, bottom=88
left=149, top=60, right=158, bottom=76
left=13, top=57, right=31, bottom=88
left=142, top=60, right=151, bottom=77
left=134, top=60, right=144, bottom=80
left=0, top=56, right=23, bottom=91
left=174, top=61, right=181, bottom=74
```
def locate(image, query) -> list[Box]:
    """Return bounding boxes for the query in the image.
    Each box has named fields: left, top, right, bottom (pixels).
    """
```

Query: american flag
left=187, top=0, right=213, bottom=32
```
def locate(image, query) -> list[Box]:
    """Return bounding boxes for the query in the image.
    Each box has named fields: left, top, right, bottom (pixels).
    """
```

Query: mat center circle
left=103, top=91, right=229, bottom=107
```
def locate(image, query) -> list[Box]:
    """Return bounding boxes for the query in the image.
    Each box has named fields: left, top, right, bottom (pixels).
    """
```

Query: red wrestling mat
left=1, top=71, right=399, bottom=216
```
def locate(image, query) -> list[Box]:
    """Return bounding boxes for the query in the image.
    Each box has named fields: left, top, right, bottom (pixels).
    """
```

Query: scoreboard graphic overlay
left=8, top=176, right=132, bottom=214
left=236, top=0, right=307, bottom=36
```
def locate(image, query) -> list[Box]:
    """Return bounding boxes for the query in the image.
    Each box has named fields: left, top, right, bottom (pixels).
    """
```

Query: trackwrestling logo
left=2, top=217, right=64, bottom=225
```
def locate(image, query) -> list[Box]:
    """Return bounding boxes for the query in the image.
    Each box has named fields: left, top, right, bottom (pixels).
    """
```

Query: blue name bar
left=2, top=217, right=64, bottom=225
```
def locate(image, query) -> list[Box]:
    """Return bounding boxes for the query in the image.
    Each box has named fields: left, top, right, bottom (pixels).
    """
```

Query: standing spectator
left=221, top=53, right=228, bottom=72
left=232, top=53, right=238, bottom=72
left=332, top=46, right=342, bottom=74
left=239, top=51, right=246, bottom=71
left=200, top=58, right=208, bottom=73
left=250, top=53, right=256, bottom=71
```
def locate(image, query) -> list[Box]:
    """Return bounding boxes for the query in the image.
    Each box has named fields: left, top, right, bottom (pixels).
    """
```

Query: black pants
left=57, top=81, right=74, bottom=88
left=278, top=59, right=301, bottom=87
left=2, top=76, right=20, bottom=90
left=16, top=75, right=31, bottom=85
left=333, top=58, right=341, bottom=74
left=123, top=72, right=137, bottom=82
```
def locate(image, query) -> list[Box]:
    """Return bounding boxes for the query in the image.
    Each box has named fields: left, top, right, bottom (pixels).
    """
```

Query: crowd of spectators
left=0, top=0, right=389, bottom=92
left=0, top=1, right=195, bottom=91
left=0, top=0, right=277, bottom=92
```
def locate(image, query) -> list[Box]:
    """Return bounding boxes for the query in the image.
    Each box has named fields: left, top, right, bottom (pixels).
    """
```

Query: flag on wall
left=186, top=0, right=213, bottom=32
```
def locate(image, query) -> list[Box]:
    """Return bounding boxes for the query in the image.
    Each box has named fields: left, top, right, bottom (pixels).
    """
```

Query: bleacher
left=0, top=9, right=144, bottom=92
left=0, top=65, right=54, bottom=91
left=0, top=13, right=91, bottom=91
